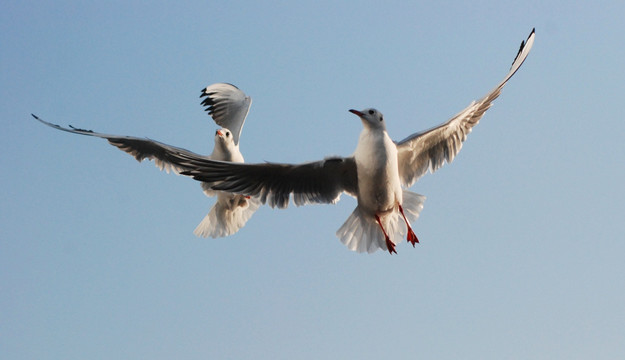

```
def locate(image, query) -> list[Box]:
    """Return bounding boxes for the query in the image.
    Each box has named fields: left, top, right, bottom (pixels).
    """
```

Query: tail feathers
left=336, top=190, right=426, bottom=253
left=194, top=195, right=260, bottom=238
left=337, top=207, right=388, bottom=253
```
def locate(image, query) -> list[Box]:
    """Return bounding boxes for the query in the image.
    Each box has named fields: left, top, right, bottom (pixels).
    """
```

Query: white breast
left=354, top=129, right=402, bottom=214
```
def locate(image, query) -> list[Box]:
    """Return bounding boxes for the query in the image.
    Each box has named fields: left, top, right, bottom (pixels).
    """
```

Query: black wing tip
left=32, top=113, right=99, bottom=134
left=199, top=82, right=240, bottom=98
left=199, top=87, right=211, bottom=99
left=68, top=124, right=94, bottom=133
left=200, top=98, right=217, bottom=115
left=200, top=96, right=215, bottom=105
left=30, top=113, right=68, bottom=131
left=523, top=27, right=536, bottom=45
left=511, top=28, right=535, bottom=67
left=516, top=41, right=525, bottom=60
left=199, top=86, right=211, bottom=98
left=199, top=87, right=218, bottom=108
left=199, top=88, right=221, bottom=113
left=522, top=27, right=536, bottom=49
left=522, top=28, right=535, bottom=46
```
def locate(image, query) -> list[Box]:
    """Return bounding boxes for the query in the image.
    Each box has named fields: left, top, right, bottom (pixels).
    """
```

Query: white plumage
left=32, top=82, right=261, bottom=238
left=179, top=29, right=535, bottom=254
left=33, top=29, right=535, bottom=253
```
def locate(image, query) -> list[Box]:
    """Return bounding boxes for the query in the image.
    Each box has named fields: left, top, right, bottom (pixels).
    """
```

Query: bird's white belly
left=355, top=132, right=402, bottom=214
left=358, top=170, right=396, bottom=213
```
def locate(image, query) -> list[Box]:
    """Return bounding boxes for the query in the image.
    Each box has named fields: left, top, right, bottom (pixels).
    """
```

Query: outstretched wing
left=396, top=28, right=535, bottom=187
left=31, top=114, right=210, bottom=174
left=200, top=83, right=252, bottom=146
left=179, top=157, right=359, bottom=209
left=31, top=114, right=357, bottom=208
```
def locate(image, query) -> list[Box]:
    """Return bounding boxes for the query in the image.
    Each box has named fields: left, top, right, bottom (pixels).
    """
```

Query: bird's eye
left=226, top=131, right=230, bottom=136
left=368, top=110, right=374, bottom=115
left=379, top=116, right=383, bottom=122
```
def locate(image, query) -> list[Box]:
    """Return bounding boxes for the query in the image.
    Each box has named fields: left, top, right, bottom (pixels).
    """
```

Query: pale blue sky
left=2, top=1, right=624, bottom=359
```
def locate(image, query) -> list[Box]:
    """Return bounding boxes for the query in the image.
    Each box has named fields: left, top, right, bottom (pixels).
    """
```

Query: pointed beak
left=349, top=109, right=363, bottom=117
left=216, top=130, right=223, bottom=137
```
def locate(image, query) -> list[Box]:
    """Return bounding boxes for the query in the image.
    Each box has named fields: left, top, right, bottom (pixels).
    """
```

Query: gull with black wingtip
left=33, top=29, right=534, bottom=254
left=32, top=82, right=260, bottom=238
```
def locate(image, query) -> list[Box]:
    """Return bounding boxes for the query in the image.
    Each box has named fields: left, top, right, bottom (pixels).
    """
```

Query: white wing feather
left=396, top=29, right=535, bottom=187
left=200, top=83, right=252, bottom=146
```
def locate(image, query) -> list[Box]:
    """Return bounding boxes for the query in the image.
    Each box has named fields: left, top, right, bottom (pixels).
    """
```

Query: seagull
left=177, top=29, right=535, bottom=254
left=195, top=83, right=260, bottom=237
left=33, top=29, right=534, bottom=254
left=32, top=82, right=260, bottom=238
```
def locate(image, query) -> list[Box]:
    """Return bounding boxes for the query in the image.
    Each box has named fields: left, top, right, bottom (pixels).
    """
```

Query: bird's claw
left=386, top=237, right=397, bottom=255
left=407, top=229, right=419, bottom=247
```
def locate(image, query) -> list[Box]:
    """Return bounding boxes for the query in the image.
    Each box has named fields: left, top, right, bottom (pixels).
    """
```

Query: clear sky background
left=2, top=1, right=624, bottom=359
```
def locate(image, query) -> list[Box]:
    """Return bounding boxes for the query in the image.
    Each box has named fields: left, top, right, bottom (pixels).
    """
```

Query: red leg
left=398, top=204, right=419, bottom=247
left=375, top=214, right=396, bottom=255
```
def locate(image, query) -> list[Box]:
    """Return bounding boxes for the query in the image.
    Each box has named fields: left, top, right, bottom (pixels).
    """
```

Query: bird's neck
left=211, top=143, right=241, bottom=162
left=355, top=128, right=394, bottom=163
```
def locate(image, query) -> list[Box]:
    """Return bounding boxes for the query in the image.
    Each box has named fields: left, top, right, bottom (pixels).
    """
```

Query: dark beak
left=349, top=109, right=363, bottom=117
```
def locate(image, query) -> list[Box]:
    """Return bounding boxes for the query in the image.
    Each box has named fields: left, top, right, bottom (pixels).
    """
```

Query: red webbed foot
left=386, top=237, right=397, bottom=255
left=398, top=204, right=419, bottom=247
left=376, top=214, right=397, bottom=255
left=407, top=228, right=419, bottom=247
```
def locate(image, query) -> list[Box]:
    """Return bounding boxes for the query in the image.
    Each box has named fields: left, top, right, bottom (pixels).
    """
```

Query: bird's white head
left=349, top=108, right=386, bottom=131
left=213, top=128, right=237, bottom=152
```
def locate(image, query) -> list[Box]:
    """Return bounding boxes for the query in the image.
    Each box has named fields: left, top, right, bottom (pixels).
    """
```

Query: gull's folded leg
left=375, top=214, right=396, bottom=255
left=398, top=204, right=419, bottom=247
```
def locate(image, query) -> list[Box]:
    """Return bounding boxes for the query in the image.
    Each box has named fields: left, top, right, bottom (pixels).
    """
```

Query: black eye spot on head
left=368, top=110, right=374, bottom=115
left=225, top=131, right=230, bottom=137
left=379, top=116, right=383, bottom=122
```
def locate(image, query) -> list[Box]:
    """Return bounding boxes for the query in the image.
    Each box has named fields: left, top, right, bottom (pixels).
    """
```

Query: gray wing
left=200, top=83, right=252, bottom=146
left=178, top=157, right=359, bottom=209
left=31, top=114, right=210, bottom=174
left=396, top=28, right=535, bottom=187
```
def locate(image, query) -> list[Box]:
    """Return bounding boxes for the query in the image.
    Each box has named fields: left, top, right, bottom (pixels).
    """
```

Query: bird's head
left=349, top=108, right=386, bottom=131
left=214, top=128, right=237, bottom=151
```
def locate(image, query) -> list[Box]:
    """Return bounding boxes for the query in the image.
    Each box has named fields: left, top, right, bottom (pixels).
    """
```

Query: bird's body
left=344, top=109, right=417, bottom=253
left=355, top=125, right=400, bottom=215
left=32, top=82, right=260, bottom=239
left=194, top=126, right=260, bottom=238
left=192, top=83, right=260, bottom=238
left=32, top=29, right=535, bottom=254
